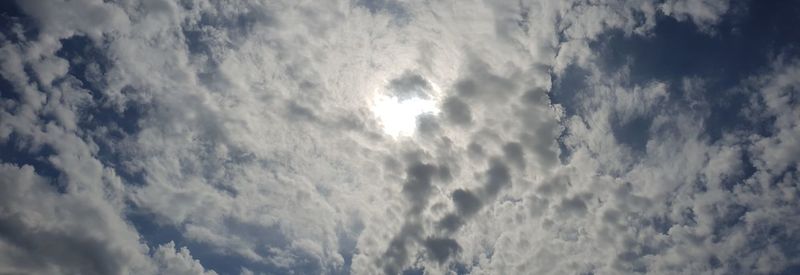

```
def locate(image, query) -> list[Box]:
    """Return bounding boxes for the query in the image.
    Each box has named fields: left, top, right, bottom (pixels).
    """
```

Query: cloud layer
left=1, top=0, right=798, bottom=274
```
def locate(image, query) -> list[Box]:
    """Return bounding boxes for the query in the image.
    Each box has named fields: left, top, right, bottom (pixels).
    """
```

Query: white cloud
left=8, top=0, right=800, bottom=274
left=153, top=242, right=218, bottom=275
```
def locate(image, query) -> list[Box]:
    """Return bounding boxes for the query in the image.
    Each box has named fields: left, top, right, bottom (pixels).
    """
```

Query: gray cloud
left=402, top=162, right=439, bottom=214
left=502, top=142, right=525, bottom=170
left=0, top=213, right=124, bottom=275
left=557, top=195, right=589, bottom=218
left=388, top=71, right=432, bottom=100
left=483, top=159, right=511, bottom=197
left=423, top=237, right=461, bottom=264
left=442, top=96, right=473, bottom=126
left=381, top=223, right=422, bottom=275
left=451, top=189, right=482, bottom=216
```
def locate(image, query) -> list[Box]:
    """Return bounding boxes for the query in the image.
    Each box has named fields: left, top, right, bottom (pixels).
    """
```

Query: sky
left=1, top=0, right=799, bottom=274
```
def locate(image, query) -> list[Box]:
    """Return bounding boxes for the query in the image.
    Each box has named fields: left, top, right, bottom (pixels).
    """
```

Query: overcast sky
left=1, top=0, right=799, bottom=274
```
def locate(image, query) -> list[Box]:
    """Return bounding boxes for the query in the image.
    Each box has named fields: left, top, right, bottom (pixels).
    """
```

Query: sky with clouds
left=1, top=0, right=799, bottom=274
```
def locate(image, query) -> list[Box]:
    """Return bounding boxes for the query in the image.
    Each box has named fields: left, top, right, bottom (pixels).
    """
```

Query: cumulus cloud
left=0, top=164, right=147, bottom=275
left=2, top=0, right=799, bottom=274
left=153, top=242, right=218, bottom=275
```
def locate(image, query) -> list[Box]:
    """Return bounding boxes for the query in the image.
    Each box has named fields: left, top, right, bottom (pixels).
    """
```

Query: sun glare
left=373, top=94, right=439, bottom=138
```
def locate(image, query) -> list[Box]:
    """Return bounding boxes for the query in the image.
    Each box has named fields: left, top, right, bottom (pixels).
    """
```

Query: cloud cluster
left=1, top=0, right=798, bottom=274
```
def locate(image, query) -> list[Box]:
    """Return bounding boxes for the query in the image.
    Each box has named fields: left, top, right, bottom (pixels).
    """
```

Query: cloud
left=423, top=237, right=461, bottom=264
left=387, top=71, right=433, bottom=100
left=659, top=0, right=730, bottom=30
left=0, top=163, right=186, bottom=275
left=381, top=223, right=423, bottom=275
left=747, top=58, right=800, bottom=177
left=442, top=96, right=472, bottom=126
left=451, top=189, right=482, bottom=216
left=401, top=162, right=440, bottom=214
left=153, top=242, right=218, bottom=275
left=6, top=0, right=800, bottom=274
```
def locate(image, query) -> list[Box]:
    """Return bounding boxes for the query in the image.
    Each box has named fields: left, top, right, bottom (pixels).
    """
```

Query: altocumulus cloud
left=1, top=0, right=799, bottom=274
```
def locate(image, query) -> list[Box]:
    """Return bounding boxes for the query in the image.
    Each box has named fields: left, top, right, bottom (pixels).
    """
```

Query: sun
left=372, top=93, right=440, bottom=138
